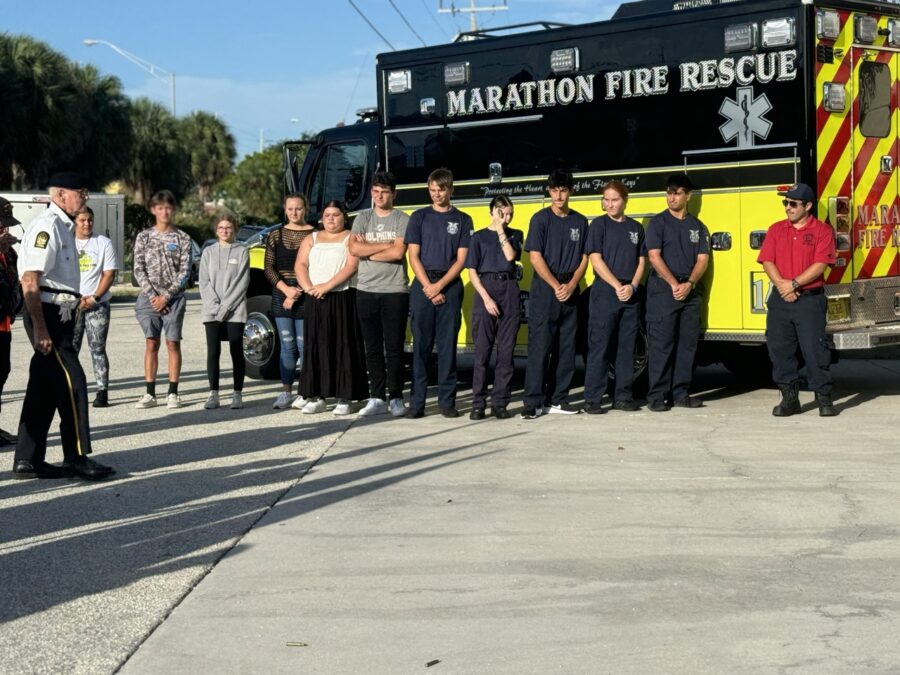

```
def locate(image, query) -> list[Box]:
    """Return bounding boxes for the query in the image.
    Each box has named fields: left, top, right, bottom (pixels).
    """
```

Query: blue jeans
left=274, top=316, right=304, bottom=386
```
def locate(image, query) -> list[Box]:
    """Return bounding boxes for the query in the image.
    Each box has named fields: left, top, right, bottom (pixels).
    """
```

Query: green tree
left=122, top=98, right=185, bottom=205
left=218, top=143, right=285, bottom=223
left=178, top=111, right=236, bottom=203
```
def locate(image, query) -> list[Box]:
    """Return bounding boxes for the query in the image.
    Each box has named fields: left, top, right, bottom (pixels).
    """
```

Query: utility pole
left=438, top=0, right=508, bottom=35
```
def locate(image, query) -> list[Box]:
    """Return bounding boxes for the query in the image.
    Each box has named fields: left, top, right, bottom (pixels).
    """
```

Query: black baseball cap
left=779, top=183, right=815, bottom=203
left=0, top=197, right=20, bottom=227
left=47, top=172, right=88, bottom=190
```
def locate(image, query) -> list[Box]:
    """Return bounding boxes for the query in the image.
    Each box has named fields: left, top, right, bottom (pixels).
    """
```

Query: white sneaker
left=358, top=398, right=386, bottom=417
left=291, top=395, right=309, bottom=410
left=547, top=403, right=580, bottom=415
left=204, top=391, right=219, bottom=410
left=301, top=398, right=327, bottom=414
left=333, top=402, right=352, bottom=416
left=167, top=393, right=183, bottom=409
left=135, top=394, right=157, bottom=409
left=230, top=392, right=243, bottom=409
left=273, top=392, right=293, bottom=409
left=389, top=398, right=407, bottom=417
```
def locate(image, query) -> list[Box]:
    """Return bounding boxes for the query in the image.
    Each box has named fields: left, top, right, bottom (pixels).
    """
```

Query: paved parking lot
left=2, top=296, right=900, bottom=673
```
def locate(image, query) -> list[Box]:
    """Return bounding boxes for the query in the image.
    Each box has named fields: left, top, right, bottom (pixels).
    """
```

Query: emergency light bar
left=550, top=48, right=580, bottom=74
left=854, top=15, right=878, bottom=43
left=761, top=17, right=796, bottom=47
left=816, top=9, right=841, bottom=40
left=724, top=23, right=758, bottom=52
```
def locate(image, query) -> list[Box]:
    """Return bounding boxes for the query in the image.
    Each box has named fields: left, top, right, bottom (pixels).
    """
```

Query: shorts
left=135, top=293, right=187, bottom=341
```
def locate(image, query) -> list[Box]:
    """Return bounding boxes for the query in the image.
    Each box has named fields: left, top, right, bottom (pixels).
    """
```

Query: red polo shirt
left=756, top=216, right=836, bottom=290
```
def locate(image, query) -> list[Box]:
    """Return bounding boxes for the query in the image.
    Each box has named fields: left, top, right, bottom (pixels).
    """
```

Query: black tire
left=243, top=295, right=281, bottom=380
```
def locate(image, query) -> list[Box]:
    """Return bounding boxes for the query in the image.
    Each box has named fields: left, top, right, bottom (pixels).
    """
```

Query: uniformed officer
left=583, top=180, right=647, bottom=413
left=404, top=167, right=472, bottom=418
left=521, top=169, right=589, bottom=418
left=757, top=183, right=837, bottom=417
left=645, top=173, right=710, bottom=412
left=12, top=172, right=114, bottom=480
left=466, top=195, right=523, bottom=420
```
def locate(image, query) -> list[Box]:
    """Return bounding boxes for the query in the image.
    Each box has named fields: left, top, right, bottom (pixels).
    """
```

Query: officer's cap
left=47, top=172, right=88, bottom=190
left=779, top=183, right=815, bottom=203
left=0, top=197, right=21, bottom=227
left=664, top=173, right=698, bottom=192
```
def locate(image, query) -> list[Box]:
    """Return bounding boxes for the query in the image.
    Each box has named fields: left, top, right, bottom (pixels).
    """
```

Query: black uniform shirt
left=585, top=215, right=646, bottom=282
left=524, top=207, right=587, bottom=274
left=465, top=227, right=522, bottom=273
left=404, top=206, right=473, bottom=271
left=645, top=210, right=710, bottom=278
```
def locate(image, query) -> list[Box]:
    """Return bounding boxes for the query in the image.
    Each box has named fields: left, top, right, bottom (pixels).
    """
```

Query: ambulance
left=242, top=0, right=900, bottom=381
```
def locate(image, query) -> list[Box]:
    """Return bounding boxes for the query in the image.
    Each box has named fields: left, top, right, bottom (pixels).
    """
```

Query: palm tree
left=178, top=112, right=237, bottom=203
left=122, top=98, right=185, bottom=205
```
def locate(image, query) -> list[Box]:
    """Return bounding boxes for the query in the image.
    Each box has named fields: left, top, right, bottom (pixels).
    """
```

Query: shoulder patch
left=34, top=231, right=50, bottom=249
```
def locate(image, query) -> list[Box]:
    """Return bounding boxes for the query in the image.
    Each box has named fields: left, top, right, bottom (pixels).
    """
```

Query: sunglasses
left=782, top=199, right=804, bottom=208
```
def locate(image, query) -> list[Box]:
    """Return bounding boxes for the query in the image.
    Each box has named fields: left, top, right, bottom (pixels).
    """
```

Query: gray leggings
left=73, top=302, right=111, bottom=389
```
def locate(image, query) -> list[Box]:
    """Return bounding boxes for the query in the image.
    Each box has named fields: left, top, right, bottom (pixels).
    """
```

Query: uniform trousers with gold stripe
left=15, top=302, right=92, bottom=464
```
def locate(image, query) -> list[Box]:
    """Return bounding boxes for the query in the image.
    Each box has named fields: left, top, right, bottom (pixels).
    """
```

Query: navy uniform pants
left=471, top=276, right=520, bottom=410
left=646, top=275, right=701, bottom=404
left=523, top=276, right=579, bottom=409
left=766, top=290, right=832, bottom=394
left=15, top=302, right=92, bottom=464
left=409, top=277, right=463, bottom=411
left=584, top=282, right=641, bottom=404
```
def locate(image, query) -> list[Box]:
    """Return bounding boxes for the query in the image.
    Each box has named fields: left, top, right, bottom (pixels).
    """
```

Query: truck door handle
left=750, top=231, right=767, bottom=250
left=711, top=232, right=732, bottom=250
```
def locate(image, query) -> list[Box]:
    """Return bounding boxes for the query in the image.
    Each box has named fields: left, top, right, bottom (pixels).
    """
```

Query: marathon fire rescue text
left=446, top=49, right=797, bottom=116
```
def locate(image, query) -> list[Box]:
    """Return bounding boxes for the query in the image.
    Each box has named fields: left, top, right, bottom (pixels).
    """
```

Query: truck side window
left=859, top=61, right=891, bottom=139
left=307, top=141, right=367, bottom=220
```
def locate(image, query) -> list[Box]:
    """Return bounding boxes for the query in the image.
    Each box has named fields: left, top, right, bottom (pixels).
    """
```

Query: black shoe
left=673, top=396, right=703, bottom=409
left=12, top=460, right=68, bottom=480
left=613, top=399, right=640, bottom=412
left=406, top=408, right=425, bottom=419
left=816, top=393, right=837, bottom=417
left=648, top=400, right=669, bottom=412
left=469, top=408, right=485, bottom=421
left=492, top=407, right=510, bottom=419
left=92, top=390, right=109, bottom=408
left=773, top=382, right=801, bottom=417
left=546, top=403, right=581, bottom=415
left=0, top=428, right=17, bottom=445
left=61, top=457, right=115, bottom=481
left=520, top=406, right=542, bottom=419
left=440, top=407, right=459, bottom=418
left=583, top=401, right=606, bottom=415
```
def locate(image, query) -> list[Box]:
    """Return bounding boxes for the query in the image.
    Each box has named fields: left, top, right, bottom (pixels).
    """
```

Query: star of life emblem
left=718, top=86, right=772, bottom=148
left=447, top=222, right=458, bottom=235
left=570, top=228, right=580, bottom=242
left=629, top=231, right=639, bottom=245
left=689, top=229, right=700, bottom=243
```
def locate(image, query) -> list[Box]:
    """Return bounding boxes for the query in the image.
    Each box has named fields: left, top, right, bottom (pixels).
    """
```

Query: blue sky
left=5, top=0, right=616, bottom=159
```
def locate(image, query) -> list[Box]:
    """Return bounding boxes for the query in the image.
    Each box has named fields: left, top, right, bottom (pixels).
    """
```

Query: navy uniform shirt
left=645, top=210, right=710, bottom=278
left=404, top=206, right=473, bottom=271
left=585, top=215, right=646, bottom=282
left=465, top=227, right=523, bottom=273
left=524, top=207, right=588, bottom=274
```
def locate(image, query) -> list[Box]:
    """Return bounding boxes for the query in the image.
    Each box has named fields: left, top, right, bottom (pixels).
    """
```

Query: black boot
left=772, top=381, right=801, bottom=417
left=93, top=389, right=108, bottom=408
left=816, top=393, right=837, bottom=417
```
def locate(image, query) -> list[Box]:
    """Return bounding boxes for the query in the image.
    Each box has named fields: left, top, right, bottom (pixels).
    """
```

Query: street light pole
left=83, top=39, right=177, bottom=116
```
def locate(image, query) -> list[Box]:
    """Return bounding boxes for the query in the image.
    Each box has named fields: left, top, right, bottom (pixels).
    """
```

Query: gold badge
left=34, top=231, right=50, bottom=249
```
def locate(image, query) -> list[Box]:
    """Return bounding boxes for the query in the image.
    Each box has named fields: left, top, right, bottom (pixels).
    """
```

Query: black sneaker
left=492, top=407, right=510, bottom=419
left=0, top=428, right=17, bottom=445
left=520, top=406, right=542, bottom=419
left=583, top=401, right=605, bottom=415
left=648, top=400, right=669, bottom=412
left=547, top=403, right=581, bottom=415
left=672, top=396, right=703, bottom=408
left=406, top=408, right=425, bottom=419
left=93, top=389, right=109, bottom=408
left=469, top=408, right=485, bottom=421
left=613, top=400, right=640, bottom=412
left=440, top=407, right=460, bottom=419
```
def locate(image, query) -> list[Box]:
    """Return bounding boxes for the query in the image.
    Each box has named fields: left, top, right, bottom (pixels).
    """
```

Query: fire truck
left=242, top=0, right=900, bottom=381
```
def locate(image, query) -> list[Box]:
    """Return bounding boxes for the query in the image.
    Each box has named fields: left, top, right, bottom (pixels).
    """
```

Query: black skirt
left=299, top=288, right=367, bottom=400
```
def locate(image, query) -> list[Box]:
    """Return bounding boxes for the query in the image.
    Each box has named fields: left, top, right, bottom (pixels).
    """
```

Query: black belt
left=425, top=270, right=447, bottom=282
left=799, top=287, right=824, bottom=296
left=480, top=271, right=515, bottom=281
left=40, top=285, right=81, bottom=298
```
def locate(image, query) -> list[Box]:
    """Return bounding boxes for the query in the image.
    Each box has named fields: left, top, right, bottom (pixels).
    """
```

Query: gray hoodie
left=199, top=243, right=249, bottom=322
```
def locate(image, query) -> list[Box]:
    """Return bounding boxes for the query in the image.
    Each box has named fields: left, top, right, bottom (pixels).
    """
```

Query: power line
left=418, top=0, right=452, bottom=39
left=346, top=0, right=396, bottom=50
left=388, top=0, right=428, bottom=46
left=342, top=52, right=370, bottom=124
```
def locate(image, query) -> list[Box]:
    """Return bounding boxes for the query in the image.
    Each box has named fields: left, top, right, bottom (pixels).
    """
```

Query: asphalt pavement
left=2, top=296, right=900, bottom=674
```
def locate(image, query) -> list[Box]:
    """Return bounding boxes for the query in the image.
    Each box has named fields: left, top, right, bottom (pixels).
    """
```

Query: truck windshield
left=307, top=141, right=367, bottom=220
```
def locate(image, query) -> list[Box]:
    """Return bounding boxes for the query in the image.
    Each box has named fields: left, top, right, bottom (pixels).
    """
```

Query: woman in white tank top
left=294, top=201, right=368, bottom=414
